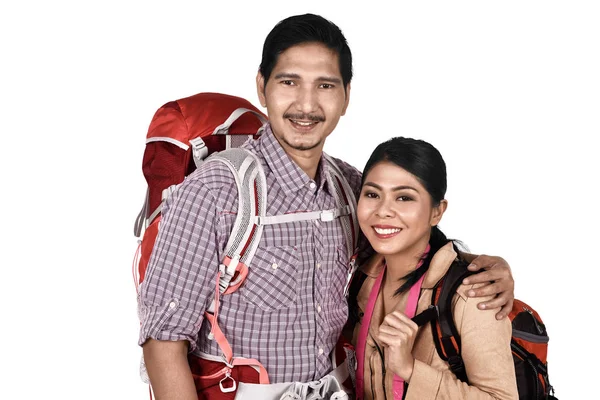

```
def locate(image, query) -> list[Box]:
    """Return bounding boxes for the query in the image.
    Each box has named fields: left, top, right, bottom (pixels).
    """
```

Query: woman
left=351, top=137, right=518, bottom=399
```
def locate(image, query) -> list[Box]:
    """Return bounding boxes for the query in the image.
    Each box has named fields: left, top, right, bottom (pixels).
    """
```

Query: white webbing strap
left=133, top=187, right=149, bottom=237
left=255, top=205, right=351, bottom=226
left=146, top=203, right=162, bottom=226
left=234, top=359, right=351, bottom=400
left=213, top=108, right=268, bottom=136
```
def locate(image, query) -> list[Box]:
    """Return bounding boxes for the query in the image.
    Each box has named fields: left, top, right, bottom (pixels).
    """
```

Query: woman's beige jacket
left=351, top=243, right=518, bottom=399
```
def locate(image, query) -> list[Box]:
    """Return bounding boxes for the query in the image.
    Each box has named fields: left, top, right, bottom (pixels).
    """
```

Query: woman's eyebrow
left=363, top=182, right=418, bottom=192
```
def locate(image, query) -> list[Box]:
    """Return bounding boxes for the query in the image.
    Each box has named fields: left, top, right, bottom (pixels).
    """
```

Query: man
left=139, top=13, right=514, bottom=400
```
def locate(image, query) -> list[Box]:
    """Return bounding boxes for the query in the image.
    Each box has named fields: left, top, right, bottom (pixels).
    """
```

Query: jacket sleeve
left=405, top=285, right=519, bottom=400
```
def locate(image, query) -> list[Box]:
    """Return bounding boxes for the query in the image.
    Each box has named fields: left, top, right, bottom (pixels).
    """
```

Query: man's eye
left=320, top=84, right=334, bottom=89
left=282, top=80, right=295, bottom=85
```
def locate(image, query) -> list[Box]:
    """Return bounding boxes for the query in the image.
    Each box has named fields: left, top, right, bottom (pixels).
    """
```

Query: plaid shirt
left=138, top=124, right=362, bottom=383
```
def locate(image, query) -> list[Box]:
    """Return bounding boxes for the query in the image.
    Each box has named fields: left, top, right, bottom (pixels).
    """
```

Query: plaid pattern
left=138, top=124, right=362, bottom=383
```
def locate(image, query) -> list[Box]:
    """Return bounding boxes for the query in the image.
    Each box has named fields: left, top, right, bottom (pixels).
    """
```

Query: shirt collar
left=258, top=123, right=332, bottom=194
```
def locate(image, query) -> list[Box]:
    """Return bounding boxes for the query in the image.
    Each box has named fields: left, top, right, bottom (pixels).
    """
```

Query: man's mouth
left=290, top=119, right=318, bottom=127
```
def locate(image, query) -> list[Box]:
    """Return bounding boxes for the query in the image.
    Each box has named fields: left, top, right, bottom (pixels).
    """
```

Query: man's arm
left=459, top=253, right=514, bottom=320
left=138, top=176, right=227, bottom=399
left=143, top=339, right=197, bottom=400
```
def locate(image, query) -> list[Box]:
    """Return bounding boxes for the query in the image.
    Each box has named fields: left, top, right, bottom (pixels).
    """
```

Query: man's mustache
left=283, top=113, right=326, bottom=122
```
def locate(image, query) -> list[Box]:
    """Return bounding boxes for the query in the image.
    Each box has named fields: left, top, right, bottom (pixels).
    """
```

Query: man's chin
left=281, top=136, right=322, bottom=152
left=287, top=140, right=322, bottom=152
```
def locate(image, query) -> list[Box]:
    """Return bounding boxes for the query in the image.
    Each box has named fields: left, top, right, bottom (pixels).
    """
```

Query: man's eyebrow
left=273, top=73, right=301, bottom=80
left=272, top=73, right=342, bottom=84
left=316, top=76, right=342, bottom=84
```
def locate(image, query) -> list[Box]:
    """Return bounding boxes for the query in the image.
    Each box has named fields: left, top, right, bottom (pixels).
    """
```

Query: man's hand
left=462, top=255, right=514, bottom=320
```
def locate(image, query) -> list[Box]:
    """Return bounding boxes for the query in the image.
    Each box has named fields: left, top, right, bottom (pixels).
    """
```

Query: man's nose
left=294, top=86, right=318, bottom=114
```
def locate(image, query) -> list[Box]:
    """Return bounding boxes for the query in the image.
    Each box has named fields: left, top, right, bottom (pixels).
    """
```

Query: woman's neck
left=383, top=241, right=430, bottom=287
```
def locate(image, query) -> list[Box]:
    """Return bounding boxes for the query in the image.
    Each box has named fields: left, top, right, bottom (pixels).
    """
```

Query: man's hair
left=259, top=13, right=353, bottom=89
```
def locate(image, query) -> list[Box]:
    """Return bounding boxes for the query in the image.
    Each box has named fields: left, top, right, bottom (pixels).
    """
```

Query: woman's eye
left=397, top=195, right=413, bottom=201
left=363, top=192, right=378, bottom=199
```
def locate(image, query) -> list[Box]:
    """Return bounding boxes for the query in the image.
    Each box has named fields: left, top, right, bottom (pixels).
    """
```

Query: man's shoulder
left=325, top=154, right=362, bottom=194
left=171, top=156, right=242, bottom=211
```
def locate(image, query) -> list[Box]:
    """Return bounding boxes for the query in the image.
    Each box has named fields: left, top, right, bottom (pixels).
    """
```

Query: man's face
left=257, top=42, right=350, bottom=154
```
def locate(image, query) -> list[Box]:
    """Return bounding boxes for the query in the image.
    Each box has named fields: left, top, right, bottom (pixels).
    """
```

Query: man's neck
left=285, top=148, right=322, bottom=180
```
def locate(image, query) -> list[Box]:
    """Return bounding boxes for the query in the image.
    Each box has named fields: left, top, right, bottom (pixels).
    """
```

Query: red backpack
left=133, top=92, right=358, bottom=399
left=132, top=92, right=267, bottom=288
left=413, top=262, right=558, bottom=400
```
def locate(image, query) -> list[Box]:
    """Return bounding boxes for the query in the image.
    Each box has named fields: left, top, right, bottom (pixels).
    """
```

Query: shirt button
left=169, top=301, right=177, bottom=309
left=309, top=182, right=316, bottom=190
left=316, top=262, right=321, bottom=269
left=318, top=348, right=324, bottom=355
left=317, top=304, right=322, bottom=313
left=271, top=263, right=278, bottom=270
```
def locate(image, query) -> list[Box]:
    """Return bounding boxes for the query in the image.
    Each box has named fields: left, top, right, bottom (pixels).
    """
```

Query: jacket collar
left=359, top=242, right=458, bottom=289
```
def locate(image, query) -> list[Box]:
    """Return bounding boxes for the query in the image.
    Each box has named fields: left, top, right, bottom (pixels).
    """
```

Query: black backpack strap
left=430, top=261, right=475, bottom=383
left=346, top=269, right=369, bottom=330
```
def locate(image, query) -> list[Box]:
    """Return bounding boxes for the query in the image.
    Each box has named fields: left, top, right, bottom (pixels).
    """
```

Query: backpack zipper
left=523, top=307, right=545, bottom=335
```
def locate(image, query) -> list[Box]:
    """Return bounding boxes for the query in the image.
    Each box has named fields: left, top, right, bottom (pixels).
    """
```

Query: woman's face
left=357, top=161, right=446, bottom=257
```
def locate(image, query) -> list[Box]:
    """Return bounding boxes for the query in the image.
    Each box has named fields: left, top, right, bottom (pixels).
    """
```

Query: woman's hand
left=376, top=311, right=418, bottom=382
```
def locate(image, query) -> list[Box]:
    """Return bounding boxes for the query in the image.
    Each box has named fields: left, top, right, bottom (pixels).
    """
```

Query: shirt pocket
left=240, top=245, right=299, bottom=312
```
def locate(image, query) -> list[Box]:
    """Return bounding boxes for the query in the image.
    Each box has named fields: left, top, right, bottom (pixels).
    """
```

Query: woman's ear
left=431, top=199, right=448, bottom=226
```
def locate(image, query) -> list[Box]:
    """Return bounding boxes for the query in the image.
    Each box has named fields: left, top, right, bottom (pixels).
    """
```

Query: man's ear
left=256, top=72, right=267, bottom=108
left=431, top=199, right=448, bottom=226
left=341, top=82, right=351, bottom=116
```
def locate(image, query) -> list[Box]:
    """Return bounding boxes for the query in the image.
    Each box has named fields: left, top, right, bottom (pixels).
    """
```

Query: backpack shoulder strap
left=322, top=154, right=359, bottom=261
left=204, top=147, right=268, bottom=295
left=429, top=260, right=475, bottom=383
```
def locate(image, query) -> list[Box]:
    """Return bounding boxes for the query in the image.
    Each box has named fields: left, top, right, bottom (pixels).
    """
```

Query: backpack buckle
left=219, top=370, right=237, bottom=393
left=321, top=210, right=335, bottom=222
left=190, top=137, right=209, bottom=167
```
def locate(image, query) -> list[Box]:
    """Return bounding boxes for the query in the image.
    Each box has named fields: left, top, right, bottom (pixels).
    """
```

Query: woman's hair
left=360, top=137, right=465, bottom=296
left=259, top=13, right=353, bottom=91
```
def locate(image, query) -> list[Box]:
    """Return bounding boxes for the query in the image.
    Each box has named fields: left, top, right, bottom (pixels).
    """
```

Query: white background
left=1, top=1, right=598, bottom=398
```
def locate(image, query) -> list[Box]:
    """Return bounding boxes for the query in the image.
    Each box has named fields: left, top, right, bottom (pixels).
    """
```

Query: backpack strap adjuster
left=447, top=355, right=468, bottom=383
